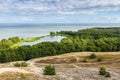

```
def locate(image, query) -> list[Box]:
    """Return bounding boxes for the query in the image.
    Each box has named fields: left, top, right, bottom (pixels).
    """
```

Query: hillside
left=0, top=27, right=120, bottom=63
left=0, top=52, right=120, bottom=80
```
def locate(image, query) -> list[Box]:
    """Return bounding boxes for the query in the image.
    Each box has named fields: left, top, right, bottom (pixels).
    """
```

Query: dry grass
left=34, top=52, right=120, bottom=80
left=0, top=52, right=120, bottom=80
left=36, top=52, right=120, bottom=64
left=0, top=72, right=39, bottom=80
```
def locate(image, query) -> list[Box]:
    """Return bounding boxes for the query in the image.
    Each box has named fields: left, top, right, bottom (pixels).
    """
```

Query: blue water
left=0, top=23, right=120, bottom=40
left=20, top=36, right=66, bottom=46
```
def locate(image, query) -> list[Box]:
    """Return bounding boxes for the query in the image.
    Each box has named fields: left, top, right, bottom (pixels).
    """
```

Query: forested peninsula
left=0, top=27, right=120, bottom=63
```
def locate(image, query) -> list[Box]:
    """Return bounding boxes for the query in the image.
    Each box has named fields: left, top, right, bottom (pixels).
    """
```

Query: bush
left=14, top=62, right=28, bottom=67
left=14, top=62, right=20, bottom=67
left=20, top=73, right=25, bottom=79
left=90, top=53, right=96, bottom=59
left=97, top=58, right=103, bottom=62
left=99, top=67, right=106, bottom=75
left=20, top=62, right=28, bottom=67
left=82, top=58, right=87, bottom=62
left=99, top=67, right=111, bottom=77
left=105, top=72, right=111, bottom=77
left=43, top=64, right=56, bottom=75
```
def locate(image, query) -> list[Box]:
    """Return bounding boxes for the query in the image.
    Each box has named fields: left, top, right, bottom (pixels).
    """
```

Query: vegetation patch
left=97, top=58, right=103, bottom=62
left=43, top=64, right=56, bottom=75
left=0, top=72, right=38, bottom=80
left=89, top=53, right=97, bottom=59
left=14, top=62, right=28, bottom=67
left=82, top=58, right=87, bottom=62
left=105, top=72, right=111, bottom=77
left=23, top=36, right=45, bottom=42
left=99, top=67, right=111, bottom=77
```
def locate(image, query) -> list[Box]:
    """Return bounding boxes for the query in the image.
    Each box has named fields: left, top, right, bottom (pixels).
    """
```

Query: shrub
left=20, top=73, right=25, bottom=79
left=99, top=67, right=111, bottom=77
left=82, top=58, right=87, bottom=62
left=90, top=53, right=96, bottom=59
left=20, top=62, right=28, bottom=67
left=14, top=62, right=28, bottom=67
left=97, top=58, right=103, bottom=62
left=43, top=64, right=56, bottom=75
left=14, top=62, right=20, bottom=67
left=105, top=72, right=111, bottom=77
left=99, top=67, right=106, bottom=75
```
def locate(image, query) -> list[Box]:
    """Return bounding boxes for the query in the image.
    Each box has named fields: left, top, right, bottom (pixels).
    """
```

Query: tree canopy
left=0, top=27, right=120, bottom=63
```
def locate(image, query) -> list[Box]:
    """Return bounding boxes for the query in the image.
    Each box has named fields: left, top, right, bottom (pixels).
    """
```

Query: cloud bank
left=0, top=0, right=120, bottom=15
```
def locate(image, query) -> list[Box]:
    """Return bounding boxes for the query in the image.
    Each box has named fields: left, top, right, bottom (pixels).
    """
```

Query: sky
left=0, top=0, right=120, bottom=23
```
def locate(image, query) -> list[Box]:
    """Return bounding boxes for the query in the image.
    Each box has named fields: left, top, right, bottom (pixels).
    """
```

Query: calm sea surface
left=0, top=23, right=120, bottom=40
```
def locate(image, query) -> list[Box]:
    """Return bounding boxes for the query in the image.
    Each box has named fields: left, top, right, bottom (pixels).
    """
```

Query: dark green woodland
left=0, top=27, right=120, bottom=63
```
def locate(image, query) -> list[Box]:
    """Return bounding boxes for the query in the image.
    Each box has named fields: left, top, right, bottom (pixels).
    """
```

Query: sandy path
left=27, top=60, right=43, bottom=75
left=0, top=68, right=32, bottom=74
left=0, top=59, right=43, bottom=75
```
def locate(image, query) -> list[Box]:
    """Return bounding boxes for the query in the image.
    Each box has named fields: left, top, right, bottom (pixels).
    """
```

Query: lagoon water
left=0, top=23, right=120, bottom=44
left=20, top=36, right=66, bottom=46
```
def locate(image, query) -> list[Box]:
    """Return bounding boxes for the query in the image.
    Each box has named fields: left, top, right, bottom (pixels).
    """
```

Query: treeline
left=0, top=37, right=20, bottom=50
left=56, top=27, right=120, bottom=39
left=0, top=27, right=120, bottom=63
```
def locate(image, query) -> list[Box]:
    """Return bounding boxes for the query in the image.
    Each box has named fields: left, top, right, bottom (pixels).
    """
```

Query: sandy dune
left=0, top=52, right=120, bottom=80
left=0, top=68, right=32, bottom=74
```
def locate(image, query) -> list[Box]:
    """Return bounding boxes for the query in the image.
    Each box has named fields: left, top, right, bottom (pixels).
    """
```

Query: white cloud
left=103, top=16, right=120, bottom=21
left=57, top=11, right=76, bottom=15
left=22, top=17, right=33, bottom=21
left=0, top=0, right=120, bottom=15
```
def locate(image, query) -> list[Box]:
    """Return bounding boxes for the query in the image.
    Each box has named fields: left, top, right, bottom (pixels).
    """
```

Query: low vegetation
left=99, top=67, right=111, bottom=77
left=23, top=36, right=45, bottom=42
left=99, top=67, right=106, bottom=75
left=90, top=53, right=97, bottom=59
left=0, top=72, right=38, bottom=80
left=105, top=72, right=111, bottom=77
left=43, top=64, right=56, bottom=75
left=20, top=73, right=26, bottom=79
left=14, top=62, right=28, bottom=67
left=82, top=58, right=87, bottom=62
left=97, top=58, right=103, bottom=62
left=14, top=62, right=21, bottom=67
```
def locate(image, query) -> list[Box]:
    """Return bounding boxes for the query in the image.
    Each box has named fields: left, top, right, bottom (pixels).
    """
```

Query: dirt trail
left=0, top=58, right=43, bottom=75
left=27, top=60, right=43, bottom=75
left=0, top=61, right=43, bottom=75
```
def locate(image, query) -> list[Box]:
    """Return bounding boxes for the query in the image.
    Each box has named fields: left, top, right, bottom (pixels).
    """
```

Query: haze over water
left=0, top=23, right=120, bottom=40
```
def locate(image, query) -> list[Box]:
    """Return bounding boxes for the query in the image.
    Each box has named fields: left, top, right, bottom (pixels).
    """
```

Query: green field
left=10, top=36, right=46, bottom=49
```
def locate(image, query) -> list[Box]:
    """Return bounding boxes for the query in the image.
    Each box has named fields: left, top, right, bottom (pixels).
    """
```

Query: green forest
left=0, top=27, right=120, bottom=63
left=0, top=37, right=21, bottom=50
